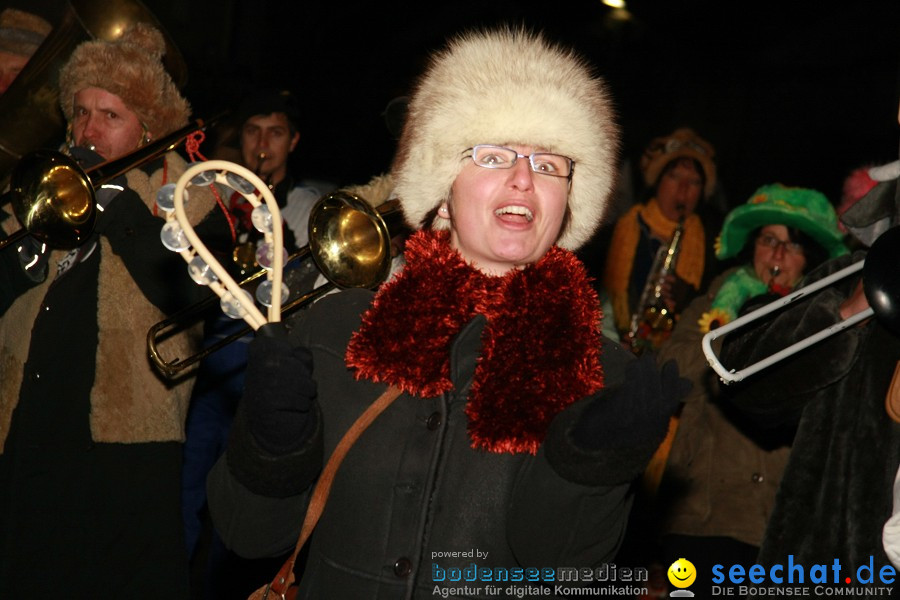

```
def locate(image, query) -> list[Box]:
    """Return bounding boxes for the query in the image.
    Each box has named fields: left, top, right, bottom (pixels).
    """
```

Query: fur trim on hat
left=0, top=8, right=51, bottom=57
left=640, top=128, right=717, bottom=198
left=58, top=23, right=189, bottom=140
left=392, top=27, right=619, bottom=251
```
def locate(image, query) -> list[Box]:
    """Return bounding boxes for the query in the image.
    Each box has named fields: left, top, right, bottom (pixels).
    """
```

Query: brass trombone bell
left=3, top=150, right=95, bottom=250
left=309, top=191, right=395, bottom=290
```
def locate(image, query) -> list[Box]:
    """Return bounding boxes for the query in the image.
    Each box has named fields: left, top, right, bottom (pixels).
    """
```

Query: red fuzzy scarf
left=345, top=230, right=604, bottom=454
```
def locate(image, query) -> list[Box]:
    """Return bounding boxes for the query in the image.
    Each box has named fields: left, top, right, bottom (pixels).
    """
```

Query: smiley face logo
left=667, top=558, right=696, bottom=588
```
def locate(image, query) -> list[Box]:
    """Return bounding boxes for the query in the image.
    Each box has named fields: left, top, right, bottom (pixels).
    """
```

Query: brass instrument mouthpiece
left=254, top=152, right=267, bottom=177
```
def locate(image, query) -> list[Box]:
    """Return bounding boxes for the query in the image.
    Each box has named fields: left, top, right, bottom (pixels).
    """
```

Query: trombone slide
left=147, top=276, right=336, bottom=379
left=702, top=260, right=868, bottom=384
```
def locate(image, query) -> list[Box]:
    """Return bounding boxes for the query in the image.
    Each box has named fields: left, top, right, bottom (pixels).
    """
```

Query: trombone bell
left=0, top=116, right=223, bottom=252
left=2, top=150, right=95, bottom=250
left=309, top=192, right=395, bottom=290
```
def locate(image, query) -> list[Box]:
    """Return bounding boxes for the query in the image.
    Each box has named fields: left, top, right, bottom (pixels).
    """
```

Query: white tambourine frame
left=168, top=159, right=284, bottom=330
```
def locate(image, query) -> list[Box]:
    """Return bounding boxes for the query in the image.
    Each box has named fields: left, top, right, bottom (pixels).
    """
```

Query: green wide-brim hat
left=716, top=183, right=848, bottom=260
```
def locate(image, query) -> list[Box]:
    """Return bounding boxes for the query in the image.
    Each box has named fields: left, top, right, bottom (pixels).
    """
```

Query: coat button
left=30, top=371, right=40, bottom=382
left=751, top=473, right=764, bottom=483
left=393, top=557, right=412, bottom=577
left=426, top=412, right=442, bottom=430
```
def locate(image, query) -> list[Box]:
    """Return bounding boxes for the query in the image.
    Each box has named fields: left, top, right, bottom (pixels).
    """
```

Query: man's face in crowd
left=240, top=112, right=299, bottom=186
left=0, top=50, right=29, bottom=95
left=71, top=86, right=145, bottom=161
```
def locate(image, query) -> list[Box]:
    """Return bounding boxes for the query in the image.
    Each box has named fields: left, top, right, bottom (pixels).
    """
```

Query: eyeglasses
left=756, top=234, right=804, bottom=255
left=465, top=145, right=575, bottom=179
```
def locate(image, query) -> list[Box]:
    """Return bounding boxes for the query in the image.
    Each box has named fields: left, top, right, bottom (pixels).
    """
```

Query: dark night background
left=14, top=0, right=900, bottom=218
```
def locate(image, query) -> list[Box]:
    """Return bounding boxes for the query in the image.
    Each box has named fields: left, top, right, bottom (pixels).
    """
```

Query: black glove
left=243, top=322, right=318, bottom=455
left=545, top=352, right=690, bottom=486
left=69, top=145, right=106, bottom=170
left=572, top=353, right=689, bottom=450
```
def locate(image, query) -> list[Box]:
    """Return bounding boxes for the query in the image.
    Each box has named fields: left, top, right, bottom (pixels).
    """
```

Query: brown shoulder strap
left=253, top=384, right=403, bottom=600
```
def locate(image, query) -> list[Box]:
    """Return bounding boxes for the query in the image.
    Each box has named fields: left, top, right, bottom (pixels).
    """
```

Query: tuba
left=0, top=0, right=187, bottom=180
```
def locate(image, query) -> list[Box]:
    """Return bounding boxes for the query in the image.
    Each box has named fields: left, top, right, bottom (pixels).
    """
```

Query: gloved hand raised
left=572, top=353, right=688, bottom=450
left=243, top=322, right=318, bottom=455
left=545, top=352, right=689, bottom=486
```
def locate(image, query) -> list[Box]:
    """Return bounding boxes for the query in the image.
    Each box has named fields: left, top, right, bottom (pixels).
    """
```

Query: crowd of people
left=0, top=6, right=897, bottom=600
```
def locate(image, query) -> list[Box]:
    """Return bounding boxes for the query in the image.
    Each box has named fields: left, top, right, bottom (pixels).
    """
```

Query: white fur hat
left=392, top=27, right=619, bottom=251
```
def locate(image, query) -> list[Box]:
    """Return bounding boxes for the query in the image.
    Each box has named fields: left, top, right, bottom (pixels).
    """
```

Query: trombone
left=0, top=115, right=221, bottom=252
left=147, top=190, right=404, bottom=379
left=702, top=225, right=899, bottom=384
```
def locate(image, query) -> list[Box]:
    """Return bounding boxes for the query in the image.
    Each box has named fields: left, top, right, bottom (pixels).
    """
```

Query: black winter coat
left=0, top=188, right=193, bottom=598
left=209, top=288, right=638, bottom=599
left=0, top=154, right=223, bottom=599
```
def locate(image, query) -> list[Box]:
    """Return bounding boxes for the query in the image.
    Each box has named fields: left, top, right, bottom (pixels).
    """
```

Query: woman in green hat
left=698, top=183, right=848, bottom=332
left=653, top=183, right=846, bottom=597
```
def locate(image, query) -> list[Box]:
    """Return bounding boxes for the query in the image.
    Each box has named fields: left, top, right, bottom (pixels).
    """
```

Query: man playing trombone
left=0, top=23, right=220, bottom=599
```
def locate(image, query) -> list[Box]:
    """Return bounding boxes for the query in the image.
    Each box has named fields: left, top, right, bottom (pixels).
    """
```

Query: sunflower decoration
left=698, top=307, right=732, bottom=333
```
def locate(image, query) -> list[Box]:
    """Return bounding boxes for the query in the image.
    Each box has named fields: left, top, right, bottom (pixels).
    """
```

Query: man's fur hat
left=392, top=27, right=619, bottom=251
left=58, top=23, right=189, bottom=139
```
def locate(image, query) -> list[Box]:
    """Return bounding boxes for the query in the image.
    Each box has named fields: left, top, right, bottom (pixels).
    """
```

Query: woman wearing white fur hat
left=209, top=27, right=687, bottom=598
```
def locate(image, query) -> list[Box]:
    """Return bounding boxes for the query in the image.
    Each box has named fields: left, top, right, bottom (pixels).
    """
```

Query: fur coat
left=0, top=150, right=215, bottom=450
